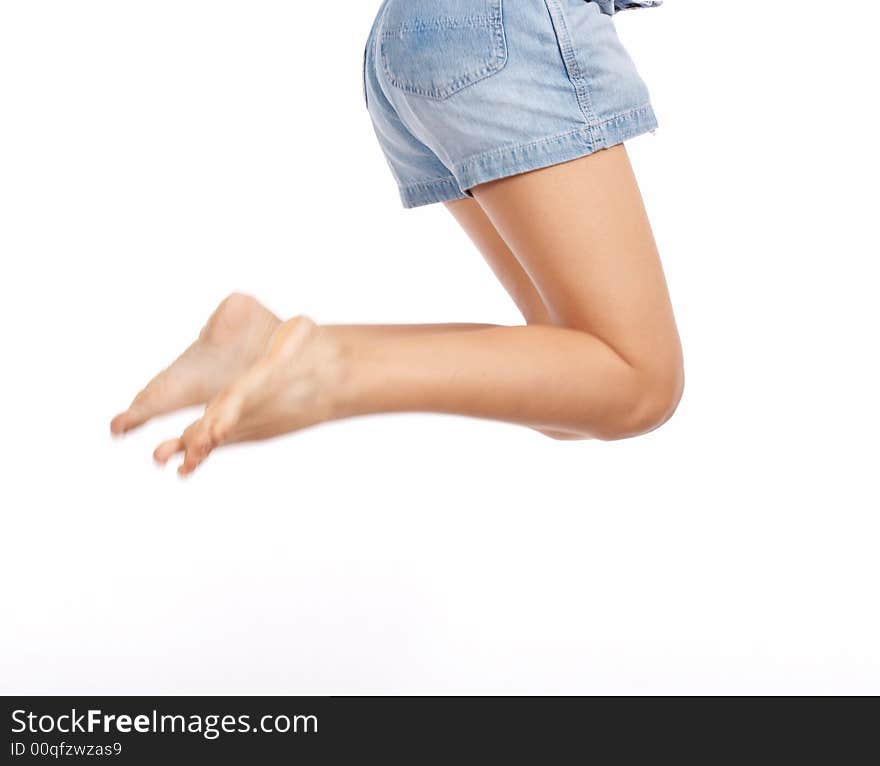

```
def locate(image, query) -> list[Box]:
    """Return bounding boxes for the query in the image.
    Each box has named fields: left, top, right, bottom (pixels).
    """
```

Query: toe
left=153, top=438, right=184, bottom=465
left=112, top=383, right=167, bottom=435
left=113, top=350, right=211, bottom=436
left=110, top=412, right=130, bottom=435
left=177, top=423, right=215, bottom=477
left=112, top=398, right=156, bottom=435
left=178, top=443, right=205, bottom=476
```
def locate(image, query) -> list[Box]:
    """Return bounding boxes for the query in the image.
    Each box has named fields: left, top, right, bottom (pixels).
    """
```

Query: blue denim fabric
left=594, top=0, right=662, bottom=14
left=364, top=0, right=659, bottom=208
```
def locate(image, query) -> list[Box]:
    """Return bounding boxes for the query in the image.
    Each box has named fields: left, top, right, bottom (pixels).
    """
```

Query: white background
left=1, top=1, right=878, bottom=694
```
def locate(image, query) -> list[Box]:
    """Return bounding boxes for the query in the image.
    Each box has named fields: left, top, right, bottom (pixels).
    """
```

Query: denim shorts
left=364, top=0, right=660, bottom=208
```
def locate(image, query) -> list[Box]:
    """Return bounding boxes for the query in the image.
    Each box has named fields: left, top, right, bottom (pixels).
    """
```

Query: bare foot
left=153, top=316, right=345, bottom=476
left=153, top=317, right=342, bottom=475
left=110, top=293, right=281, bottom=435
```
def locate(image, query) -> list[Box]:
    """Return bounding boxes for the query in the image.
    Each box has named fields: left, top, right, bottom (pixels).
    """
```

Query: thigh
left=471, top=145, right=682, bottom=371
left=445, top=198, right=551, bottom=325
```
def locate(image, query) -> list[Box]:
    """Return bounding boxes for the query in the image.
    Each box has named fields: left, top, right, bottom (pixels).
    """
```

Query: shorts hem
left=453, top=102, right=658, bottom=192
left=399, top=177, right=468, bottom=209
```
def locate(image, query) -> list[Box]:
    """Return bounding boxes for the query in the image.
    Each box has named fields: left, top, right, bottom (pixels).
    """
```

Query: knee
left=596, top=359, right=685, bottom=442
left=539, top=357, right=684, bottom=443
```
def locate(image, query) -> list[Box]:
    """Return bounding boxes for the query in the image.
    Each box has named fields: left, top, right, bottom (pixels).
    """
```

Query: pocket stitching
left=380, top=0, right=507, bottom=102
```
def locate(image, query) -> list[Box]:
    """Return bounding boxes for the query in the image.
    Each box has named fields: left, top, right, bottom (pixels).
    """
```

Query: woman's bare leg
left=445, top=198, right=552, bottom=326
left=111, top=297, right=500, bottom=437
left=113, top=202, right=554, bottom=436
left=447, top=197, right=595, bottom=440
left=153, top=146, right=684, bottom=475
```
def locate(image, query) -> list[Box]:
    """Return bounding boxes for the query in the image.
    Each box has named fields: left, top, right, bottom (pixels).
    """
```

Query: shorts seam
left=380, top=16, right=496, bottom=36
left=451, top=102, right=656, bottom=191
left=453, top=102, right=652, bottom=172
left=400, top=177, right=460, bottom=191
left=544, top=0, right=599, bottom=137
left=456, top=125, right=588, bottom=171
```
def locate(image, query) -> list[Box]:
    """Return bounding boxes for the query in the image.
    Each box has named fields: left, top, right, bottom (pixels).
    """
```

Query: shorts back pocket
left=380, top=0, right=507, bottom=101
